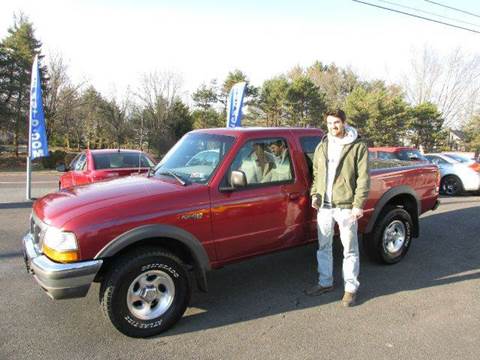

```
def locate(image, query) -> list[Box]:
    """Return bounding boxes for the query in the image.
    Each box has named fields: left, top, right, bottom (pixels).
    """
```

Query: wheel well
left=96, top=237, right=196, bottom=282
left=382, top=194, right=419, bottom=237
left=441, top=174, right=460, bottom=181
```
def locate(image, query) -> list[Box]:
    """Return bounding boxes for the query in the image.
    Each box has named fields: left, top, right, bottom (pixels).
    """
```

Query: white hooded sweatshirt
left=324, top=125, right=358, bottom=205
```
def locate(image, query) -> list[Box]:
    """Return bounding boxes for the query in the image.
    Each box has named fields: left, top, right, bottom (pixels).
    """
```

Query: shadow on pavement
left=0, top=251, right=23, bottom=259
left=164, top=205, right=480, bottom=337
left=0, top=201, right=33, bottom=210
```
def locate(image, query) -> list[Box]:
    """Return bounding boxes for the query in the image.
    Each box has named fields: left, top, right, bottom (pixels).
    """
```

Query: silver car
left=425, top=153, right=480, bottom=196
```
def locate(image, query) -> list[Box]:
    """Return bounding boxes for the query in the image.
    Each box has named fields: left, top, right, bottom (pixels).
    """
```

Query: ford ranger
left=22, top=127, right=440, bottom=337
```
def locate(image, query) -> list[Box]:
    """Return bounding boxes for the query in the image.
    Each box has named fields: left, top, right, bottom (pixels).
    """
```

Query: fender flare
left=95, top=224, right=211, bottom=291
left=365, top=185, right=420, bottom=237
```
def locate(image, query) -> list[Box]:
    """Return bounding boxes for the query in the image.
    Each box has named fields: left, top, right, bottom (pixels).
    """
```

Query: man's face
left=326, top=115, right=346, bottom=138
left=270, top=144, right=283, bottom=156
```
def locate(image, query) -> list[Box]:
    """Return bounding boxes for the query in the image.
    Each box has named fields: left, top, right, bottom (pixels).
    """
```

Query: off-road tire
left=363, top=206, right=413, bottom=264
left=100, top=247, right=191, bottom=338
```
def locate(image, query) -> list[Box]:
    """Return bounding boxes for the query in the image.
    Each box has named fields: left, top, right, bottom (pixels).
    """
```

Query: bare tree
left=135, top=71, right=183, bottom=154
left=403, top=46, right=480, bottom=128
left=102, top=91, right=134, bottom=149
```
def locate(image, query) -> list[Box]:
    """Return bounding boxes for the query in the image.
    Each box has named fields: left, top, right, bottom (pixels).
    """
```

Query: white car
left=425, top=153, right=480, bottom=195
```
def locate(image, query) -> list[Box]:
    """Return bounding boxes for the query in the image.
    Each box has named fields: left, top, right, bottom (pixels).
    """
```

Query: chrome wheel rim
left=127, top=270, right=175, bottom=320
left=383, top=220, right=406, bottom=254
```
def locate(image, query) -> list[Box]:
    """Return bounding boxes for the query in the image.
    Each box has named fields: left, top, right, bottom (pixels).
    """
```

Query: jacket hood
left=327, top=125, right=358, bottom=145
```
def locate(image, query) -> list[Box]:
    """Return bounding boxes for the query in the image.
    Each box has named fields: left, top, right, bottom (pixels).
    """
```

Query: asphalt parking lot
left=0, top=171, right=479, bottom=360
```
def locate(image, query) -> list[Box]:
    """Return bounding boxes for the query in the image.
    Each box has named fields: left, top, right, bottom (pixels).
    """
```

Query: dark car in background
left=57, top=149, right=155, bottom=189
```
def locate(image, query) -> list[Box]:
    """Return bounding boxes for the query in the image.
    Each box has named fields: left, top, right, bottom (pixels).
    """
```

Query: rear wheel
left=100, top=248, right=191, bottom=338
left=440, top=175, right=464, bottom=196
left=364, top=206, right=413, bottom=264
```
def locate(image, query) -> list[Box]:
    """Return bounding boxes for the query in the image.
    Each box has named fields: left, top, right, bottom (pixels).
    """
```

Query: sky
left=1, top=0, right=479, bottom=102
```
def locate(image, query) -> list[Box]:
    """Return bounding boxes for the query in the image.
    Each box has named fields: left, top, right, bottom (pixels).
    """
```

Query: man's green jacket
left=310, top=136, right=370, bottom=209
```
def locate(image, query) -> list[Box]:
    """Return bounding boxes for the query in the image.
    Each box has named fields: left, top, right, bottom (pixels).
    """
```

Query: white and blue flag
left=226, top=81, right=247, bottom=128
left=29, top=55, right=48, bottom=159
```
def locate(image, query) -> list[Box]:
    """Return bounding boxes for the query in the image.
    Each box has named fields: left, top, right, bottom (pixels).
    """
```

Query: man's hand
left=352, top=207, right=363, bottom=219
left=312, top=197, right=319, bottom=210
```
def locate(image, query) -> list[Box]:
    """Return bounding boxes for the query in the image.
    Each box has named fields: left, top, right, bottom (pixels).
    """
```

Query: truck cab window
left=229, top=138, right=293, bottom=186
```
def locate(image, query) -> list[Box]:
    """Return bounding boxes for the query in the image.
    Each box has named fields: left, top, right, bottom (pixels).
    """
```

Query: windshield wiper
left=157, top=169, right=189, bottom=186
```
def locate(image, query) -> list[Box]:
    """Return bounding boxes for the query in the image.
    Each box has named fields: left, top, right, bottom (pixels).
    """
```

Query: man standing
left=306, top=109, right=370, bottom=307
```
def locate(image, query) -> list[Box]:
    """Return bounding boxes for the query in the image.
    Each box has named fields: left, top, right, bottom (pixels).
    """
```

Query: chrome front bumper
left=22, top=232, right=103, bottom=300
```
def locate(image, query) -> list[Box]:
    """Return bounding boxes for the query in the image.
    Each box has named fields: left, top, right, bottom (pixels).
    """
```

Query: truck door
left=210, top=137, right=308, bottom=262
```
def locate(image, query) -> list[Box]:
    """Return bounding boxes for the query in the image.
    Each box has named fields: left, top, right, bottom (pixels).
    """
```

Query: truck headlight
left=42, top=227, right=79, bottom=263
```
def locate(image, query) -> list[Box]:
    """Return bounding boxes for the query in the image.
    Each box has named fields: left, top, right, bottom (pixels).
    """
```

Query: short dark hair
left=270, top=139, right=285, bottom=147
left=325, top=109, right=346, bottom=122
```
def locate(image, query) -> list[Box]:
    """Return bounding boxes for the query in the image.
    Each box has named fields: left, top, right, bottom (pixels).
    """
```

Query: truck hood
left=33, top=175, right=189, bottom=226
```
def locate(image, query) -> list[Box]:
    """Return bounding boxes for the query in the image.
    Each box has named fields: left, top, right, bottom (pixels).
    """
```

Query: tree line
left=1, top=14, right=479, bottom=160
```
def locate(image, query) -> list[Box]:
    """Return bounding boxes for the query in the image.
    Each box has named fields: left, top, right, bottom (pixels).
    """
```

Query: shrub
left=41, top=150, right=68, bottom=169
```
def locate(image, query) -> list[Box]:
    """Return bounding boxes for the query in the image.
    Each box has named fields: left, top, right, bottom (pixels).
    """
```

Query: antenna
left=137, top=113, right=144, bottom=173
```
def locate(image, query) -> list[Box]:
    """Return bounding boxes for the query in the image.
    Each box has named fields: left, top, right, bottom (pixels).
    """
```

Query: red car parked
left=57, top=149, right=155, bottom=189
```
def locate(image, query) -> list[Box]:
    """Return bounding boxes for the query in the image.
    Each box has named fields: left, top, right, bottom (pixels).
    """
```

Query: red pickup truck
left=22, top=128, right=440, bottom=338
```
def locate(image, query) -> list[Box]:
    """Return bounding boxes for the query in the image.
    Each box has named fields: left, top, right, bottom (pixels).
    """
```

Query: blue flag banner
left=226, top=82, right=247, bottom=128
left=29, top=55, right=48, bottom=160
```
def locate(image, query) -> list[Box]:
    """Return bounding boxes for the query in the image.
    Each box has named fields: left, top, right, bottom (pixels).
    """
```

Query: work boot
left=341, top=291, right=356, bottom=307
left=304, top=284, right=334, bottom=296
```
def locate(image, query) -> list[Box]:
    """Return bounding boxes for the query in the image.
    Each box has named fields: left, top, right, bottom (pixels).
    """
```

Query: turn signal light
left=43, top=245, right=79, bottom=263
left=469, top=163, right=480, bottom=172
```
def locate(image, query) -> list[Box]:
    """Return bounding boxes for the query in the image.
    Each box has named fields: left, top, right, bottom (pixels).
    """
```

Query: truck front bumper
left=22, top=232, right=103, bottom=300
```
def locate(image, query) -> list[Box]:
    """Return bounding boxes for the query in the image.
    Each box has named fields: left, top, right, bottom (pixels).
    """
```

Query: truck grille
left=30, top=214, right=46, bottom=246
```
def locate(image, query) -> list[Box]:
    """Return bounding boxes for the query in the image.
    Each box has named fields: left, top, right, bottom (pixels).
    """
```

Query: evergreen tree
left=285, top=76, right=326, bottom=128
left=345, top=82, right=409, bottom=146
left=255, top=76, right=289, bottom=127
left=0, top=14, right=47, bottom=156
left=167, top=100, right=193, bottom=140
left=192, top=81, right=218, bottom=110
left=463, top=114, right=480, bottom=155
left=406, top=102, right=446, bottom=151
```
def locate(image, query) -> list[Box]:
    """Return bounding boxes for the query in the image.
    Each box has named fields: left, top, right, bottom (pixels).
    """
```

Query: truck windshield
left=153, top=133, right=235, bottom=184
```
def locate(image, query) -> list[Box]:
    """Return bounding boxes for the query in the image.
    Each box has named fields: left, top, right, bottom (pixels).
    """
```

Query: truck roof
left=191, top=127, right=324, bottom=137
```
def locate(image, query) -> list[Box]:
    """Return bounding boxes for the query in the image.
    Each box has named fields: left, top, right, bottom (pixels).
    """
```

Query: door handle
left=288, top=192, right=301, bottom=200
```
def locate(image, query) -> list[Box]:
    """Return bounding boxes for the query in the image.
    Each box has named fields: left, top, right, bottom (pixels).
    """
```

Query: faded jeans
left=316, top=207, right=360, bottom=293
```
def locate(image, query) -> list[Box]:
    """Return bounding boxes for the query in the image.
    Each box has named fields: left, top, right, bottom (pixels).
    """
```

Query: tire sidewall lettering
left=141, top=263, right=180, bottom=278
left=124, top=315, right=163, bottom=329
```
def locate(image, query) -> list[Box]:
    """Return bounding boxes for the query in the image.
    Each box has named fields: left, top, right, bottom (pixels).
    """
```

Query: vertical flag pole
left=26, top=150, right=32, bottom=200
left=26, top=58, right=34, bottom=200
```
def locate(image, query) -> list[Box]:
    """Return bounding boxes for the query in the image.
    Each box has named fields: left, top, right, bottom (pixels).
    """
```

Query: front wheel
left=100, top=248, right=191, bottom=338
left=363, top=206, right=413, bottom=264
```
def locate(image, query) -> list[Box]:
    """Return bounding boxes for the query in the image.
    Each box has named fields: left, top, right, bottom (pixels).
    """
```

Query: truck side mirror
left=231, top=170, right=247, bottom=188
left=219, top=170, right=247, bottom=192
